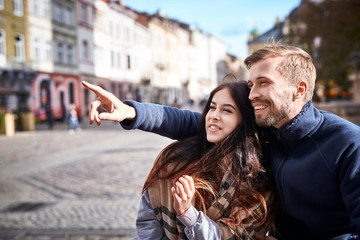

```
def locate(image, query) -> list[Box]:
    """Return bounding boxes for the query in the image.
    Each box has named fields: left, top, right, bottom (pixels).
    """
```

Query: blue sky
left=123, top=0, right=301, bottom=59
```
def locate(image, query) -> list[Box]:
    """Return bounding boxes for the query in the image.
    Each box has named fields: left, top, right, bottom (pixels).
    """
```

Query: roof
left=248, top=21, right=284, bottom=44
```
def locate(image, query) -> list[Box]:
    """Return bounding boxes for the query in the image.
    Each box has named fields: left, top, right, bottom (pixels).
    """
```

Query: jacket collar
left=269, top=101, right=322, bottom=145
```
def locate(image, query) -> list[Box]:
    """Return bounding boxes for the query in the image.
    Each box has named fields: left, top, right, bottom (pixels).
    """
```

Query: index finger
left=82, top=81, right=108, bottom=97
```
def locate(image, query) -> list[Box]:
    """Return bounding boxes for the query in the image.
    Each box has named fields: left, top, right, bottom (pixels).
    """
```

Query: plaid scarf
left=148, top=169, right=272, bottom=240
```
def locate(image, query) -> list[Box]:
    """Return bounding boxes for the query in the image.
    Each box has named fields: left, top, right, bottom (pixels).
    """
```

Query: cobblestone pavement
left=0, top=121, right=174, bottom=240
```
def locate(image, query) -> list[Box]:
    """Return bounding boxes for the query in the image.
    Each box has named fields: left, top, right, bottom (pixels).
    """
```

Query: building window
left=125, top=27, right=130, bottom=43
left=91, top=8, right=96, bottom=26
left=111, top=50, right=115, bottom=67
left=0, top=0, right=4, bottom=10
left=127, top=55, right=131, bottom=69
left=80, top=3, right=86, bottom=24
left=82, top=40, right=88, bottom=60
left=0, top=29, right=5, bottom=56
left=116, top=23, right=120, bottom=38
left=15, top=34, right=25, bottom=61
left=54, top=2, right=62, bottom=23
left=117, top=52, right=121, bottom=68
left=32, top=0, right=40, bottom=15
left=67, top=45, right=73, bottom=64
left=13, top=0, right=23, bottom=16
left=45, top=41, right=52, bottom=61
left=43, top=0, right=50, bottom=18
left=57, top=42, right=64, bottom=63
left=118, top=85, right=123, bottom=100
left=64, top=6, right=72, bottom=25
left=109, top=21, right=114, bottom=37
left=33, top=37, right=40, bottom=60
left=69, top=82, right=74, bottom=104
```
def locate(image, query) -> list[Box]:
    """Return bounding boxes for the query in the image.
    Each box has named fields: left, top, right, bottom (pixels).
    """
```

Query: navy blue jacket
left=121, top=100, right=360, bottom=240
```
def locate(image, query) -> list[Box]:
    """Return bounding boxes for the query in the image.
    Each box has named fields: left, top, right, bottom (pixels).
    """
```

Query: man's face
left=248, top=57, right=298, bottom=129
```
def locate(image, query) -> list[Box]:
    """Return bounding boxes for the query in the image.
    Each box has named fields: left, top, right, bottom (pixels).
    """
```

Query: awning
left=0, top=87, right=28, bottom=95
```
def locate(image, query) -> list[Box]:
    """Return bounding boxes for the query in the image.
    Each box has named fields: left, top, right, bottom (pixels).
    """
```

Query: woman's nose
left=209, top=109, right=220, bottom=120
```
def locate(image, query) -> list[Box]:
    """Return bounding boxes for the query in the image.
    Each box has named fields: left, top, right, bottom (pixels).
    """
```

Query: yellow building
left=0, top=0, right=35, bottom=115
left=0, top=0, right=30, bottom=68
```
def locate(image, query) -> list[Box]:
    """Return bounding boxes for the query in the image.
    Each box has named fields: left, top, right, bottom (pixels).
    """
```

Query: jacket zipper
left=274, top=130, right=290, bottom=212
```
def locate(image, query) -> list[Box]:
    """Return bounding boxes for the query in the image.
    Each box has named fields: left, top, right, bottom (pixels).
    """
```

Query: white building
left=77, top=0, right=95, bottom=118
left=188, top=27, right=227, bottom=103
left=92, top=0, right=148, bottom=102
left=27, top=0, right=53, bottom=73
left=28, top=0, right=81, bottom=121
left=132, top=17, right=151, bottom=102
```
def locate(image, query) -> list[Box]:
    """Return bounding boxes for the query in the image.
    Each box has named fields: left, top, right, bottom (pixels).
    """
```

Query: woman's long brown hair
left=143, top=79, right=276, bottom=232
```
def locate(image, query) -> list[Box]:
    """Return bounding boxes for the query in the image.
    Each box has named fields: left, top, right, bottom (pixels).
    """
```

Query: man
left=82, top=44, right=360, bottom=240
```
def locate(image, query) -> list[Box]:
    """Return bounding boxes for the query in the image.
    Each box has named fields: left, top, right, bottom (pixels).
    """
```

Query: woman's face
left=205, top=88, right=242, bottom=144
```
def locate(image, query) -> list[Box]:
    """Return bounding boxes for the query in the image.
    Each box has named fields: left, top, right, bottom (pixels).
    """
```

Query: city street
left=0, top=121, right=174, bottom=240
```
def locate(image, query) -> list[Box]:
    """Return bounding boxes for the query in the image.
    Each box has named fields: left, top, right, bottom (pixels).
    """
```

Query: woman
left=135, top=80, right=277, bottom=240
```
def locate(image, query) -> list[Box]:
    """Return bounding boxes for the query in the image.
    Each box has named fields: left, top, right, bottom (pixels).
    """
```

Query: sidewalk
left=0, top=229, right=134, bottom=240
left=35, top=120, right=95, bottom=131
left=0, top=123, right=173, bottom=240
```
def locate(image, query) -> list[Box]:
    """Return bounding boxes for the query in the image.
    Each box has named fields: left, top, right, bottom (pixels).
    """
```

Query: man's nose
left=248, top=87, right=260, bottom=101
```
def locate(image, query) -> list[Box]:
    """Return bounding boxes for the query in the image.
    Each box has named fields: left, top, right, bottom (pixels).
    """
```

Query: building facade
left=0, top=0, right=35, bottom=114
left=1, top=0, right=247, bottom=128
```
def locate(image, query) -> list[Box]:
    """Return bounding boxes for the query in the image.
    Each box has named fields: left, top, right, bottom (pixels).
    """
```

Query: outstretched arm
left=120, top=100, right=201, bottom=140
left=82, top=80, right=201, bottom=140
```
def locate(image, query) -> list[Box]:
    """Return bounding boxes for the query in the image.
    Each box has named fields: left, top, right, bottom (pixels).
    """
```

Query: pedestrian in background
left=46, top=105, right=54, bottom=130
left=67, top=103, right=80, bottom=135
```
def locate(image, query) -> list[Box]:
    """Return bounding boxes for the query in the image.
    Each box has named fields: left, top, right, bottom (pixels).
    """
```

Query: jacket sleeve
left=330, top=233, right=360, bottom=240
left=177, top=205, right=222, bottom=240
left=120, top=100, right=201, bottom=140
left=177, top=205, right=272, bottom=240
left=338, top=137, right=360, bottom=236
left=135, top=190, right=167, bottom=240
left=136, top=190, right=223, bottom=240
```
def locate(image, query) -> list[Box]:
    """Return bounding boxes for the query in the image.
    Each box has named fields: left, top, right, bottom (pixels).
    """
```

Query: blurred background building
left=0, top=0, right=359, bottom=131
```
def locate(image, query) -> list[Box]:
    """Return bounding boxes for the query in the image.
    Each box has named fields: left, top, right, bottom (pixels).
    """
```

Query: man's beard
left=255, top=97, right=292, bottom=128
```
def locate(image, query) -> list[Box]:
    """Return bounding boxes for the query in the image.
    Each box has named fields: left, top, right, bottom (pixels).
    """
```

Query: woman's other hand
left=171, top=175, right=196, bottom=215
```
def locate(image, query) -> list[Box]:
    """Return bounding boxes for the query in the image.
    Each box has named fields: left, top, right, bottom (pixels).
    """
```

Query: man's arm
left=339, top=140, right=360, bottom=235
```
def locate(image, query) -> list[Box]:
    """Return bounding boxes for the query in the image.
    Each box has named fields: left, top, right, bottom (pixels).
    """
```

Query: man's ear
left=294, top=81, right=307, bottom=100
